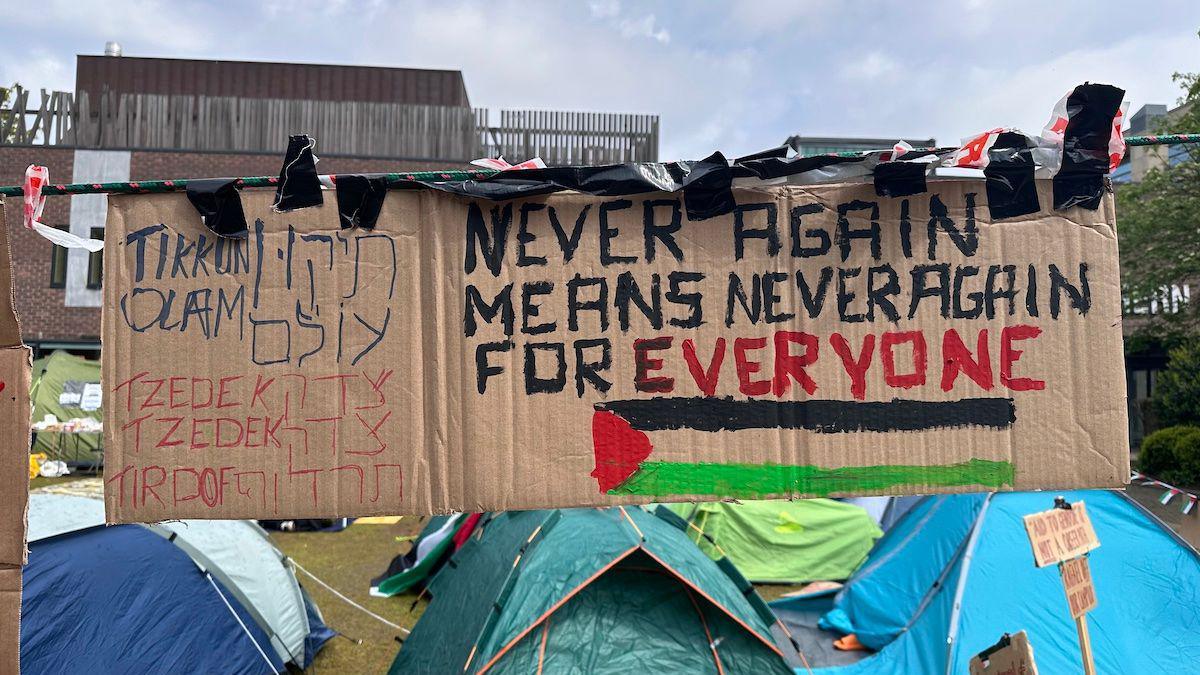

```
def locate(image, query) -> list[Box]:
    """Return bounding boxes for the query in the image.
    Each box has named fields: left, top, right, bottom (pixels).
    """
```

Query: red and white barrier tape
left=23, top=165, right=104, bottom=251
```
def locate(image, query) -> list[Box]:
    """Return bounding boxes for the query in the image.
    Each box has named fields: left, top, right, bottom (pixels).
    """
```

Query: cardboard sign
left=0, top=201, right=30, bottom=675
left=1059, top=555, right=1097, bottom=618
left=969, top=631, right=1039, bottom=675
left=102, top=181, right=1129, bottom=519
left=1023, top=502, right=1100, bottom=567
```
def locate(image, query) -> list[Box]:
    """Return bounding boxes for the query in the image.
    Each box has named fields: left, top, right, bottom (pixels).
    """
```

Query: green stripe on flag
left=608, top=458, right=1015, bottom=498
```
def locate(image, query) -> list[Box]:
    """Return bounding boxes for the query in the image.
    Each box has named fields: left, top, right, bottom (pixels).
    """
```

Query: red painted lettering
left=216, top=376, right=242, bottom=409
left=830, top=333, right=874, bottom=400
left=734, top=337, right=771, bottom=396
left=942, top=328, right=993, bottom=392
left=140, top=378, right=166, bottom=410
left=682, top=337, right=725, bottom=397
left=772, top=331, right=819, bottom=397
left=1001, top=324, right=1045, bottom=391
left=154, top=417, right=185, bottom=448
left=167, top=377, right=188, bottom=409
left=633, top=337, right=675, bottom=393
left=191, top=378, right=214, bottom=408
left=881, top=331, right=927, bottom=389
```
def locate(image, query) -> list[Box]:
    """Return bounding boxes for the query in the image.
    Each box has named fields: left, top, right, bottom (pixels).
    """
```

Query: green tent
left=29, top=351, right=103, bottom=464
left=667, top=499, right=882, bottom=583
left=390, top=507, right=791, bottom=675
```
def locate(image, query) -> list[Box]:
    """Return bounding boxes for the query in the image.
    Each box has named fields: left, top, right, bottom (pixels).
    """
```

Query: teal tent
left=667, top=499, right=882, bottom=583
left=29, top=350, right=102, bottom=464
left=390, top=507, right=792, bottom=675
left=770, top=490, right=1200, bottom=674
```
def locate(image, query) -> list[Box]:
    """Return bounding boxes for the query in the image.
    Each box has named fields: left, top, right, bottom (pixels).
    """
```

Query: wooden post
left=1074, top=614, right=1096, bottom=675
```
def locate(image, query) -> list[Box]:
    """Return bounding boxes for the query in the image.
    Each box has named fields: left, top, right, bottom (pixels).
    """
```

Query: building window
left=49, top=225, right=69, bottom=288
left=86, top=227, right=104, bottom=289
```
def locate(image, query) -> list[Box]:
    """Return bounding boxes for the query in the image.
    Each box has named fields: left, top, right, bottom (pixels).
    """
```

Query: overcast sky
left=4, top=0, right=1199, bottom=160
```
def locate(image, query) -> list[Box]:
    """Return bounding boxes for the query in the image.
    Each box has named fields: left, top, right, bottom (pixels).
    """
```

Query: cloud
left=0, top=1, right=1195, bottom=161
left=588, top=0, right=619, bottom=20
left=618, top=14, right=670, bottom=44
left=584, top=2, right=671, bottom=45
left=841, top=52, right=898, bottom=80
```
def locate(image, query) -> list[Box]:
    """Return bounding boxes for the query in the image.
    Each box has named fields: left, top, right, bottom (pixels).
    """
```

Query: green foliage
left=1116, top=32, right=1200, bottom=341
left=1154, top=339, right=1200, bottom=427
left=1138, top=425, right=1200, bottom=485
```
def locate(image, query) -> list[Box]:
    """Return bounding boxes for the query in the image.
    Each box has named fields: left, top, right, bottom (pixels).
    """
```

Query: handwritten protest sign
left=1059, top=555, right=1097, bottom=619
left=103, top=180, right=1128, bottom=519
left=1023, top=502, right=1100, bottom=567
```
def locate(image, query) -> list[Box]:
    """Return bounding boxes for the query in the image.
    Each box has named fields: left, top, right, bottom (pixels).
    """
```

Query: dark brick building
left=2, top=53, right=658, bottom=355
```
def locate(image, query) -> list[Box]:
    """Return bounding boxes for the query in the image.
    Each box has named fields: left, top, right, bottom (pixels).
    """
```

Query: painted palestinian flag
left=591, top=396, right=1018, bottom=498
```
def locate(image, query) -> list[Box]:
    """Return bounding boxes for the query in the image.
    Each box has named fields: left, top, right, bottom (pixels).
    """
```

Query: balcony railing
left=0, top=85, right=658, bottom=165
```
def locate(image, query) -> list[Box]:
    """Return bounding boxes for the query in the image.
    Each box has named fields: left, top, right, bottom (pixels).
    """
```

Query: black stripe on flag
left=595, top=397, right=1016, bottom=434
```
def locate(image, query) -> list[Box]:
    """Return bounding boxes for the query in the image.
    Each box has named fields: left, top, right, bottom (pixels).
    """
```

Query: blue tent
left=22, top=492, right=335, bottom=674
left=771, top=490, right=1200, bottom=674
left=23, top=525, right=286, bottom=674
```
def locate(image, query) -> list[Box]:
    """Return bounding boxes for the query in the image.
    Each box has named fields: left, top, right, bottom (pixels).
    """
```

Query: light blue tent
left=771, top=491, right=1200, bottom=674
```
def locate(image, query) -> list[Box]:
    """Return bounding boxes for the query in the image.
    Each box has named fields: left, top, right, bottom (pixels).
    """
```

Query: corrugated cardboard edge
left=0, top=565, right=18, bottom=675
left=0, top=198, right=29, bottom=675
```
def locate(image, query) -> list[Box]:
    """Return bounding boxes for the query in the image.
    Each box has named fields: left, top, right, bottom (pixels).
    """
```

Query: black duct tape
left=272, top=134, right=324, bottom=211
left=735, top=144, right=791, bottom=163
left=985, top=132, right=1040, bottom=220
left=733, top=153, right=864, bottom=180
left=389, top=160, right=729, bottom=219
left=186, top=178, right=248, bottom=239
left=1053, top=83, right=1125, bottom=210
left=382, top=148, right=924, bottom=219
left=335, top=175, right=389, bottom=230
left=873, top=161, right=927, bottom=197
left=680, top=151, right=735, bottom=220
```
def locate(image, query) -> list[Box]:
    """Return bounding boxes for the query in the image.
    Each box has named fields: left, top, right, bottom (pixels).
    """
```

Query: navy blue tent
left=21, top=491, right=336, bottom=674
left=22, top=524, right=285, bottom=674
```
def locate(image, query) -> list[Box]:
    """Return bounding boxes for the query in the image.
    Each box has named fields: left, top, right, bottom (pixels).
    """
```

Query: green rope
left=0, top=134, right=1194, bottom=197
left=0, top=170, right=493, bottom=197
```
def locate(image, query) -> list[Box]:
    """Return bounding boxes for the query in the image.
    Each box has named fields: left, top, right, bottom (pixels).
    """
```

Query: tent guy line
left=0, top=134, right=1193, bottom=198
left=290, top=558, right=411, bottom=635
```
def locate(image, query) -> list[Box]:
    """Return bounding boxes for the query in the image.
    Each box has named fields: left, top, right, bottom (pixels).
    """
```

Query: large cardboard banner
left=103, top=180, right=1128, bottom=520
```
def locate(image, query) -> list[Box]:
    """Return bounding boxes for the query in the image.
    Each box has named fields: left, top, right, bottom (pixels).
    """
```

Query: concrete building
left=0, top=51, right=659, bottom=356
left=1113, top=102, right=1194, bottom=184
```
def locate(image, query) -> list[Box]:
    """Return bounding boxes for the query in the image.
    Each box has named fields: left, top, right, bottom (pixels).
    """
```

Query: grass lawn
left=270, top=517, right=428, bottom=674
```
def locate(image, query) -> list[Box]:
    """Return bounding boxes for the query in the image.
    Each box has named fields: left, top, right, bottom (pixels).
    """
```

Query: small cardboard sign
left=969, top=631, right=1039, bottom=675
left=1059, top=555, right=1097, bottom=618
left=1022, top=502, right=1100, bottom=567
left=102, top=181, right=1129, bottom=519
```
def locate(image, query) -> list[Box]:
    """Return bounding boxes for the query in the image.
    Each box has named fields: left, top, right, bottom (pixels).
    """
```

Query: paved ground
left=1125, top=482, right=1200, bottom=548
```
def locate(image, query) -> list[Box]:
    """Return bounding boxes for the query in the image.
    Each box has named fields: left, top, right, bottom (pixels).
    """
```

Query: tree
left=1116, top=33, right=1200, bottom=345
left=1153, top=339, right=1200, bottom=427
